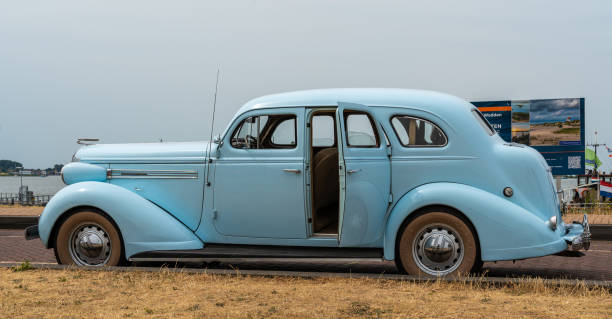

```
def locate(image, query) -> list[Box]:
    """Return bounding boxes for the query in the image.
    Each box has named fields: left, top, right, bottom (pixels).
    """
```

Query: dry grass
left=0, top=205, right=43, bottom=216
left=565, top=205, right=612, bottom=218
left=1, top=268, right=610, bottom=318
left=564, top=213, right=612, bottom=225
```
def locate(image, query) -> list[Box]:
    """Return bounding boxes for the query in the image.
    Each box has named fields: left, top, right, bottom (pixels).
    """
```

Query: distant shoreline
left=530, top=120, right=580, bottom=125
left=0, top=174, right=60, bottom=177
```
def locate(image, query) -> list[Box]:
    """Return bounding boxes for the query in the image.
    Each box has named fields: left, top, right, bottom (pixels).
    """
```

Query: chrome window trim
left=389, top=115, right=448, bottom=148
left=106, top=169, right=198, bottom=179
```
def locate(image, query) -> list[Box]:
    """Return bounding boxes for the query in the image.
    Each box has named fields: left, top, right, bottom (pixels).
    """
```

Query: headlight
left=60, top=162, right=107, bottom=185
left=549, top=215, right=557, bottom=231
left=60, top=168, right=66, bottom=184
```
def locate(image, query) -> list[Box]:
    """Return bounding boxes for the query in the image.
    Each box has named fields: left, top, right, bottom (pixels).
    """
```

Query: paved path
left=1, top=229, right=610, bottom=281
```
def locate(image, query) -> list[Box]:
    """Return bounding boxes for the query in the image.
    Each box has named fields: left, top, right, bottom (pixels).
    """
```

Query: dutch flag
left=602, top=180, right=612, bottom=198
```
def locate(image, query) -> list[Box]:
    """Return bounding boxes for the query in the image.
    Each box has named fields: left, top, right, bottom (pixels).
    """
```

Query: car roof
left=237, top=88, right=473, bottom=115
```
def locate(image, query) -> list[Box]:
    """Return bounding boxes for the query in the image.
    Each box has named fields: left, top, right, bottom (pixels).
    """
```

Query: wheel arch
left=38, top=181, right=203, bottom=258
left=48, top=205, right=124, bottom=251
left=383, top=182, right=563, bottom=262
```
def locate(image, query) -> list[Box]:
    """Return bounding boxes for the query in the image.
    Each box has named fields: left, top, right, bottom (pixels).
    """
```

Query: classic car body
left=28, top=88, right=590, bottom=276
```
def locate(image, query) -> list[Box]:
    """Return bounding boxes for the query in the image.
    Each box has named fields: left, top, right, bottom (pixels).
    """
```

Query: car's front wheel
left=54, top=210, right=124, bottom=266
left=396, top=209, right=478, bottom=277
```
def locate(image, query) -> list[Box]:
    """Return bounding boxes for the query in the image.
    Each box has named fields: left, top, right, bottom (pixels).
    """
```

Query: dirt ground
left=564, top=214, right=612, bottom=225
left=0, top=205, right=43, bottom=216
left=1, top=267, right=610, bottom=318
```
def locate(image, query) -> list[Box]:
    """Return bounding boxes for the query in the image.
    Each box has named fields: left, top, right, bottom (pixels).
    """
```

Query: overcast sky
left=1, top=1, right=611, bottom=171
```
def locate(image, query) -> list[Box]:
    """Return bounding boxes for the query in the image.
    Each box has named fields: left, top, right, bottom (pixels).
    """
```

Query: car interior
left=310, top=111, right=340, bottom=235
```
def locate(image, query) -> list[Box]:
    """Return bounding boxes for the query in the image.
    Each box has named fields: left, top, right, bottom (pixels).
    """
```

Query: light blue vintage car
left=26, top=89, right=590, bottom=276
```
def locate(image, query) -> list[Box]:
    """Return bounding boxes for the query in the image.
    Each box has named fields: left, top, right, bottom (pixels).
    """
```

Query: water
left=0, top=176, right=65, bottom=195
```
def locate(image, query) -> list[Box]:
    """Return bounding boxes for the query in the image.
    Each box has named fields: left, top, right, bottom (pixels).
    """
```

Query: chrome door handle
left=347, top=169, right=361, bottom=174
left=282, top=169, right=301, bottom=174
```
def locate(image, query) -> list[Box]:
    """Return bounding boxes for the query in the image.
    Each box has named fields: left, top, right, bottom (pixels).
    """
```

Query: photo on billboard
left=529, top=98, right=581, bottom=146
left=511, top=101, right=530, bottom=144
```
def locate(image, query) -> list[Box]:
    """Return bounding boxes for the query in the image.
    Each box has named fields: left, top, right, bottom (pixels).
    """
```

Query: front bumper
left=562, top=214, right=591, bottom=251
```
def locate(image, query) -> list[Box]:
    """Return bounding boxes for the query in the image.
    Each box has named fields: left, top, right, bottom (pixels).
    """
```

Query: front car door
left=336, top=102, right=391, bottom=246
left=213, top=108, right=307, bottom=239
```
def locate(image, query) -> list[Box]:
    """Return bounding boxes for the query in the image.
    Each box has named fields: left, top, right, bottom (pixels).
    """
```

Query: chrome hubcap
left=413, top=224, right=463, bottom=276
left=69, top=223, right=111, bottom=266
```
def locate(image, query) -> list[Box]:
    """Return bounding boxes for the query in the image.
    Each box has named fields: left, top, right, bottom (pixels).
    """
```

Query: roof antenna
left=205, top=67, right=220, bottom=187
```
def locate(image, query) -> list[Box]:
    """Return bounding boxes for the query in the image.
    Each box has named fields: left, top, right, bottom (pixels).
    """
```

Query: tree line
left=0, top=160, right=63, bottom=174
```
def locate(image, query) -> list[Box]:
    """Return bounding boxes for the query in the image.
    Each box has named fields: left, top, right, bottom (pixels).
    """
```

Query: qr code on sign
left=568, top=156, right=581, bottom=169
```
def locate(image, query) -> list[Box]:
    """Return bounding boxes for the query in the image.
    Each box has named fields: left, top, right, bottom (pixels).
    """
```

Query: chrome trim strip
left=85, top=157, right=207, bottom=164
left=129, top=257, right=379, bottom=262
left=107, top=169, right=198, bottom=179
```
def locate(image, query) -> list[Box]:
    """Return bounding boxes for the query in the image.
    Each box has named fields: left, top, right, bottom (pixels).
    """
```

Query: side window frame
left=389, top=115, right=448, bottom=148
left=343, top=111, right=381, bottom=148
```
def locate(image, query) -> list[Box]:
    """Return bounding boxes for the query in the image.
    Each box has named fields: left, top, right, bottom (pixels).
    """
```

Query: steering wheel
left=245, top=135, right=258, bottom=148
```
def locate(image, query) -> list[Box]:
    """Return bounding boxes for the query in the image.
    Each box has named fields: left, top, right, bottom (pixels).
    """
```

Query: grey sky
left=1, top=1, right=611, bottom=171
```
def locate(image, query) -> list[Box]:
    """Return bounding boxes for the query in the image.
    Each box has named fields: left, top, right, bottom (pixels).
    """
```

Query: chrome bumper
left=563, top=214, right=591, bottom=251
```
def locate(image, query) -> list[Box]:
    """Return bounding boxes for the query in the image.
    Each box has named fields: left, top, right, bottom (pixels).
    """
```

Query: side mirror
left=213, top=134, right=223, bottom=148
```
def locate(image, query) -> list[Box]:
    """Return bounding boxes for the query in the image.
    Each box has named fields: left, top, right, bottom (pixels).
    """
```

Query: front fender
left=39, top=181, right=203, bottom=258
left=384, top=182, right=566, bottom=261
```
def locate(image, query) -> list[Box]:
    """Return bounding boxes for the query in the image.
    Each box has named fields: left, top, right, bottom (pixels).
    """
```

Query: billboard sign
left=471, top=101, right=512, bottom=142
left=473, top=98, right=585, bottom=176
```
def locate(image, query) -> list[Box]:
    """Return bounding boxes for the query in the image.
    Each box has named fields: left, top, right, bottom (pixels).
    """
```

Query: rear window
left=471, top=109, right=495, bottom=136
left=390, top=116, right=447, bottom=147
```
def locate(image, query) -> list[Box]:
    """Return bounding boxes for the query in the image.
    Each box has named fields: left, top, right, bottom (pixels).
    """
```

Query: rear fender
left=384, top=182, right=564, bottom=261
left=39, top=181, right=203, bottom=258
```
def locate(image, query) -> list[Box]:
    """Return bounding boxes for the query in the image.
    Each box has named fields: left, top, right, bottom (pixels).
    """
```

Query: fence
left=0, top=193, right=52, bottom=206
left=576, top=174, right=612, bottom=186
left=563, top=203, right=612, bottom=216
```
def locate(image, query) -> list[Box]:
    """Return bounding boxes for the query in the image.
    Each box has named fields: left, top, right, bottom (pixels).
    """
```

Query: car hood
left=74, top=141, right=212, bottom=163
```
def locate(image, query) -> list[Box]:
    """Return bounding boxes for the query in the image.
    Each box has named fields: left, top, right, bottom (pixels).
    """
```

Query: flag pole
left=596, top=132, right=600, bottom=205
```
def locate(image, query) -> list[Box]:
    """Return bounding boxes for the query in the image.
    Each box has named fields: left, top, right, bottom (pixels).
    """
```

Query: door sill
left=311, top=233, right=338, bottom=239
left=129, top=244, right=383, bottom=262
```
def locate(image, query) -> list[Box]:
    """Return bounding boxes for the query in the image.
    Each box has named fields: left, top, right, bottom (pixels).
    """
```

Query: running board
left=129, top=244, right=383, bottom=262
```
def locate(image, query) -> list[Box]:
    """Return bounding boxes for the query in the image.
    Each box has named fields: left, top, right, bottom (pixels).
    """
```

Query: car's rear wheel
left=54, top=210, right=124, bottom=266
left=396, top=210, right=478, bottom=277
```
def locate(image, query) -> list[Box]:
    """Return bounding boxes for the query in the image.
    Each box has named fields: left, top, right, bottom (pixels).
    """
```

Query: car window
left=345, top=112, right=379, bottom=147
left=231, top=114, right=296, bottom=149
left=312, top=114, right=335, bottom=147
left=390, top=116, right=447, bottom=147
left=270, top=118, right=296, bottom=146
